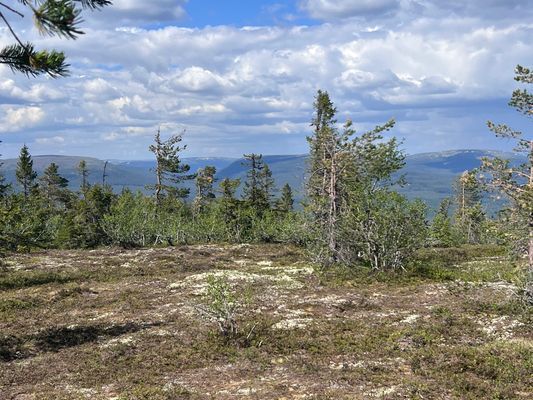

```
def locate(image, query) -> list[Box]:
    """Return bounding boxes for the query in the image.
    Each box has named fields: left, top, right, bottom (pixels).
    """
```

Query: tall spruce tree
left=242, top=153, right=273, bottom=211
left=77, top=160, right=90, bottom=196
left=481, top=64, right=533, bottom=303
left=39, top=162, right=70, bottom=207
left=0, top=0, right=112, bottom=77
left=218, top=178, right=241, bottom=235
left=306, top=90, right=416, bottom=268
left=306, top=90, right=355, bottom=263
left=277, top=183, right=294, bottom=212
left=430, top=198, right=458, bottom=247
left=16, top=145, right=37, bottom=199
left=258, top=163, right=275, bottom=207
left=220, top=178, right=240, bottom=201
left=148, top=128, right=194, bottom=208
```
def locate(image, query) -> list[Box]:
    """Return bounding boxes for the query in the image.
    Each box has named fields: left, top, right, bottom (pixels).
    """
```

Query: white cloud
left=173, top=67, right=231, bottom=92
left=0, top=106, right=45, bottom=132
left=91, top=0, right=188, bottom=26
left=177, top=103, right=228, bottom=116
left=35, top=136, right=65, bottom=145
left=0, top=1, right=531, bottom=159
left=0, top=79, right=65, bottom=103
left=300, top=0, right=399, bottom=19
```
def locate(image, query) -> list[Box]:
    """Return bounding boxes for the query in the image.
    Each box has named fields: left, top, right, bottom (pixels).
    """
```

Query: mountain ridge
left=0, top=150, right=525, bottom=210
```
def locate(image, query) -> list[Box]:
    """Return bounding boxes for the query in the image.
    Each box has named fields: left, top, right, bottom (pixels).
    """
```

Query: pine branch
left=75, top=0, right=112, bottom=10
left=0, top=2, right=24, bottom=17
left=33, top=0, right=83, bottom=39
left=0, top=42, right=68, bottom=77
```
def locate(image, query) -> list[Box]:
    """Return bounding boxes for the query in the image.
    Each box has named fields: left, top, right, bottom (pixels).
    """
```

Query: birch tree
left=481, top=65, right=532, bottom=303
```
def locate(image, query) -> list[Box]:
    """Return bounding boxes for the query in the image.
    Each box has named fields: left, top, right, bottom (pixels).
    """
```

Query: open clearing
left=1, top=244, right=531, bottom=399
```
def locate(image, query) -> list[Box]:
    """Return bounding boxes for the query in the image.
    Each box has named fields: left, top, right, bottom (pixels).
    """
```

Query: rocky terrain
left=0, top=244, right=531, bottom=399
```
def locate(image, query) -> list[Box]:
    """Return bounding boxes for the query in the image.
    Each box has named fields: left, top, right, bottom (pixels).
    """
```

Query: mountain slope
left=0, top=150, right=525, bottom=211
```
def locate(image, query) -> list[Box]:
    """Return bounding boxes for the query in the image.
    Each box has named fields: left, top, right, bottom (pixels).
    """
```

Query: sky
left=0, top=0, right=532, bottom=160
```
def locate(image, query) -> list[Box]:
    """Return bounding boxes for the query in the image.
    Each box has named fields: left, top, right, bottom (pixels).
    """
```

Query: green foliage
left=193, top=165, right=216, bottom=213
left=198, top=275, right=241, bottom=339
left=0, top=194, right=54, bottom=251
left=242, top=153, right=275, bottom=212
left=15, top=145, right=38, bottom=199
left=102, top=190, right=157, bottom=247
left=277, top=183, right=294, bottom=212
left=306, top=90, right=425, bottom=270
left=481, top=64, right=532, bottom=303
left=56, top=184, right=115, bottom=248
left=0, top=0, right=111, bottom=77
left=343, top=191, right=428, bottom=270
left=147, top=128, right=194, bottom=206
left=39, top=162, right=71, bottom=208
left=452, top=170, right=486, bottom=244
left=430, top=198, right=463, bottom=247
left=77, top=160, right=89, bottom=195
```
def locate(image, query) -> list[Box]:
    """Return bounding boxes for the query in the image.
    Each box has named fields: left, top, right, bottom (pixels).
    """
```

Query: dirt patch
left=1, top=245, right=531, bottom=399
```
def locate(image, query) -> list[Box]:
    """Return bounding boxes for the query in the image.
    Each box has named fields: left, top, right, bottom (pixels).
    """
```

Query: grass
left=0, top=244, right=531, bottom=399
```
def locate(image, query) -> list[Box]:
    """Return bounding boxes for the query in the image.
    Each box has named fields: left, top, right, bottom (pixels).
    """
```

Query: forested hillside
left=1, top=150, right=523, bottom=211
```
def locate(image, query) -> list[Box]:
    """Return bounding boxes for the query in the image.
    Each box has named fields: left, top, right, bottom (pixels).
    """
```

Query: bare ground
left=0, top=244, right=531, bottom=399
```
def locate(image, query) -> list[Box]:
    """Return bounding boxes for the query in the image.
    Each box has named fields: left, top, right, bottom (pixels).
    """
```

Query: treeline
left=0, top=97, right=504, bottom=266
left=0, top=72, right=531, bottom=291
left=0, top=141, right=304, bottom=250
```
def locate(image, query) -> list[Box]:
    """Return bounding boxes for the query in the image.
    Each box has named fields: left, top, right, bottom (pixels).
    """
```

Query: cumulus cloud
left=0, top=106, right=45, bottom=133
left=0, top=1, right=531, bottom=159
left=0, top=79, right=65, bottom=103
left=173, top=67, right=231, bottom=92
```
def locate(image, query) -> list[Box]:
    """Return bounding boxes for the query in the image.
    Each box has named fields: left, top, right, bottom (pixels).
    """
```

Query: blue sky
left=182, top=0, right=313, bottom=27
left=0, top=0, right=531, bottom=160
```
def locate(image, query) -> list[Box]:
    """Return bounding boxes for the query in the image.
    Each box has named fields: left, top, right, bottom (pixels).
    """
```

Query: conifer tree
left=148, top=128, right=194, bottom=208
left=219, top=178, right=240, bottom=201
left=16, top=145, right=37, bottom=199
left=39, top=162, right=69, bottom=206
left=193, top=165, right=216, bottom=213
left=259, top=163, right=275, bottom=207
left=306, top=90, right=415, bottom=268
left=242, top=153, right=263, bottom=206
left=306, top=90, right=356, bottom=262
left=242, top=153, right=274, bottom=211
left=481, top=64, right=532, bottom=303
left=217, top=178, right=242, bottom=240
left=77, top=160, right=90, bottom=195
left=453, top=170, right=485, bottom=244
left=0, top=141, right=9, bottom=198
left=0, top=0, right=112, bottom=77
left=277, top=183, right=294, bottom=212
left=430, top=198, right=457, bottom=247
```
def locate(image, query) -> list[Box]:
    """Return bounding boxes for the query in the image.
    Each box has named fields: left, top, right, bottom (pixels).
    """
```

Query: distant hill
left=395, top=149, right=521, bottom=211
left=0, top=150, right=525, bottom=211
left=0, top=156, right=238, bottom=195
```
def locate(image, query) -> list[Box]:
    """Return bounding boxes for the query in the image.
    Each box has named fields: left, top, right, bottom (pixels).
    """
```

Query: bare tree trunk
left=328, top=152, right=337, bottom=261
left=154, top=129, right=162, bottom=209
left=102, top=160, right=108, bottom=186
left=526, top=140, right=533, bottom=304
left=155, top=161, right=162, bottom=208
